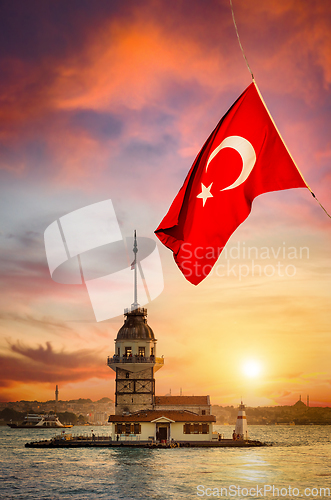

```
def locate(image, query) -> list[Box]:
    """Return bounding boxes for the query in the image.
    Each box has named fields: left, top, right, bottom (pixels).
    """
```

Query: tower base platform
left=25, top=435, right=267, bottom=448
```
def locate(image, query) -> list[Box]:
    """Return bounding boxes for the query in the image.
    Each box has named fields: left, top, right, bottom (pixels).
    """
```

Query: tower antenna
left=132, top=230, right=139, bottom=310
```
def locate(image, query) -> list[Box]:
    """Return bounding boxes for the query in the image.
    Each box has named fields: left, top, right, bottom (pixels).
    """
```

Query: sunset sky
left=0, top=0, right=330, bottom=407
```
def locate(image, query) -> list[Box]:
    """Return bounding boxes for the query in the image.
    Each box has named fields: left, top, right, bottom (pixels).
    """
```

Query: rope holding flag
left=310, top=192, right=331, bottom=219
left=229, top=0, right=254, bottom=81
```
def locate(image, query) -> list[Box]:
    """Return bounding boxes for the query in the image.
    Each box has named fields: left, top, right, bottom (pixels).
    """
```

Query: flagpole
left=133, top=230, right=138, bottom=310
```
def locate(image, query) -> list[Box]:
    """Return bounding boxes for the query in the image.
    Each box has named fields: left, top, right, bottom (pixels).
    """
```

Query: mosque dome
left=116, top=307, right=155, bottom=341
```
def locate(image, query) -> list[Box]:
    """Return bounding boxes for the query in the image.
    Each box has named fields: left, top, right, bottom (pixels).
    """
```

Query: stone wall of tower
left=115, top=366, right=155, bottom=415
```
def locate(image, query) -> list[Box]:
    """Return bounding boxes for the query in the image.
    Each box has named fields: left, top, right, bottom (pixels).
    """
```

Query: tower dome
left=116, top=307, right=155, bottom=340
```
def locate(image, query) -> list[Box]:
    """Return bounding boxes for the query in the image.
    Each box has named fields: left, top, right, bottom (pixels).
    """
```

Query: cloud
left=0, top=341, right=108, bottom=388
left=0, top=313, right=72, bottom=334
left=0, top=1, right=112, bottom=61
left=1, top=0, right=330, bottom=207
left=9, top=340, right=93, bottom=367
left=70, top=110, right=123, bottom=140
left=0, top=0, right=330, bottom=404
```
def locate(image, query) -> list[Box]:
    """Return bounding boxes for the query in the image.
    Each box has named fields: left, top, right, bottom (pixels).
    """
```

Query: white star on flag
left=197, top=182, right=213, bottom=206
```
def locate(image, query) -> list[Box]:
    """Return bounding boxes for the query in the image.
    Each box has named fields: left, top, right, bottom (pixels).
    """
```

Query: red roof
left=108, top=410, right=216, bottom=423
left=155, top=396, right=209, bottom=406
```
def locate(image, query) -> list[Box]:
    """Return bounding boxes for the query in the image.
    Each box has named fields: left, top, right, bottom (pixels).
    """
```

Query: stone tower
left=107, top=232, right=164, bottom=415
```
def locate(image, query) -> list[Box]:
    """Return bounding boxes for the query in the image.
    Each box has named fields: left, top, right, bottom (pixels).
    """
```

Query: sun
left=242, top=360, right=261, bottom=378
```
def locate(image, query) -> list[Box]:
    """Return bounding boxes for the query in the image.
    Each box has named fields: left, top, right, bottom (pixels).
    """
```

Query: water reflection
left=1, top=425, right=331, bottom=500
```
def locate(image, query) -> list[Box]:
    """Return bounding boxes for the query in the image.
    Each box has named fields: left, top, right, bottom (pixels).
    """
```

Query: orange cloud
left=0, top=341, right=107, bottom=390
left=0, top=0, right=330, bottom=406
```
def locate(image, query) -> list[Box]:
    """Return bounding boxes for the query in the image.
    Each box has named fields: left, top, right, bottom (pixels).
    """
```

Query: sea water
left=0, top=425, right=330, bottom=500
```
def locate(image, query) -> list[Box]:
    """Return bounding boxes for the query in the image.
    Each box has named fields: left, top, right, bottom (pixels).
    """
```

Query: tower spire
left=132, top=230, right=139, bottom=310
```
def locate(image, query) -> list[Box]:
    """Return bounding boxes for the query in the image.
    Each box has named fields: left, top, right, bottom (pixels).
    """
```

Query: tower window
left=126, top=372, right=130, bottom=379
left=138, top=347, right=145, bottom=357
left=151, top=347, right=154, bottom=356
left=202, top=410, right=206, bottom=415
left=117, top=347, right=120, bottom=356
left=125, top=347, right=132, bottom=357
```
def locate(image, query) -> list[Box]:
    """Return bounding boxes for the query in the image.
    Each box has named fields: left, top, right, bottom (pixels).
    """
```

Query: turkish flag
left=155, top=82, right=307, bottom=285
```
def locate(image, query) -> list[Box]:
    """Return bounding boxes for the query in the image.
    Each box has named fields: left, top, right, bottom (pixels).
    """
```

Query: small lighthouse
left=235, top=400, right=248, bottom=440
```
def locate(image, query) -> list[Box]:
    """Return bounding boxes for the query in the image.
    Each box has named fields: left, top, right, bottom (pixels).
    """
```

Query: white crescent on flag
left=206, top=135, right=256, bottom=191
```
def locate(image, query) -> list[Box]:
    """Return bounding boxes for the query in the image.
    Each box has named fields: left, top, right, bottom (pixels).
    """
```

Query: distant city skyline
left=0, top=393, right=325, bottom=408
left=2, top=392, right=331, bottom=427
left=0, top=0, right=330, bottom=407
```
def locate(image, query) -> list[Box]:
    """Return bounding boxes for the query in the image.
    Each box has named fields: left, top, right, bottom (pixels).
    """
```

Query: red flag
left=155, top=82, right=307, bottom=285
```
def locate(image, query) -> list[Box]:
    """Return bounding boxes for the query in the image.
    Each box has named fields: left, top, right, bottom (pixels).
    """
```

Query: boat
left=8, top=414, right=73, bottom=428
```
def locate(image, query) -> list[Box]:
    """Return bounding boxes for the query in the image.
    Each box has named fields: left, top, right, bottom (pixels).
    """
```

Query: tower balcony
left=107, top=355, right=164, bottom=373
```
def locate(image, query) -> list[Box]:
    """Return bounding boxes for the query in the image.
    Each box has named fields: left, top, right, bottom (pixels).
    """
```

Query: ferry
left=8, top=414, right=73, bottom=429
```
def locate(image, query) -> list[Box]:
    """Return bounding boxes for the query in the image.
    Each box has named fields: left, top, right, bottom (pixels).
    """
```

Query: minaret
left=55, top=385, right=59, bottom=413
left=107, top=231, right=164, bottom=415
left=235, top=400, right=248, bottom=440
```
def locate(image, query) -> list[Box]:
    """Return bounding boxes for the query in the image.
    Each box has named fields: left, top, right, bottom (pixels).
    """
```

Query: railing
left=107, top=356, right=164, bottom=366
left=117, top=434, right=141, bottom=442
left=124, top=306, right=147, bottom=315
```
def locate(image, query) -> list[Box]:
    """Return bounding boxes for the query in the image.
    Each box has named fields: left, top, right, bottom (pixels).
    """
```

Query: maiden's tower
left=107, top=306, right=164, bottom=414
left=107, top=232, right=215, bottom=442
left=107, top=231, right=164, bottom=415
